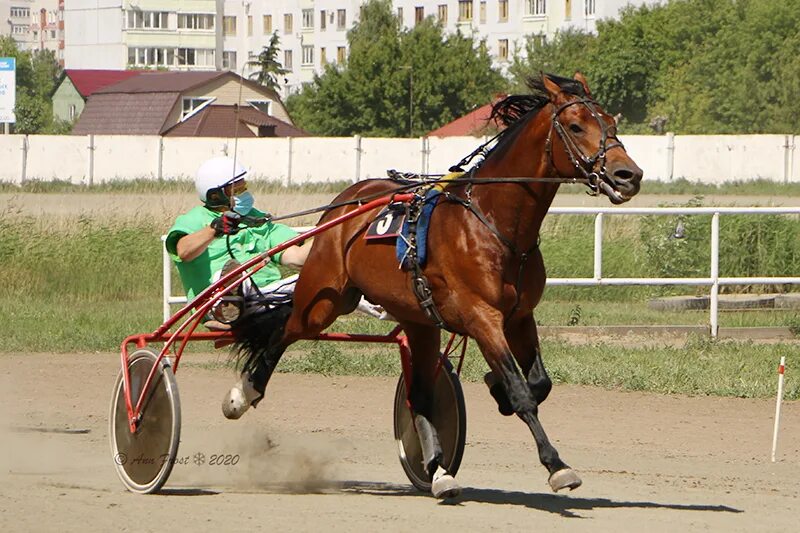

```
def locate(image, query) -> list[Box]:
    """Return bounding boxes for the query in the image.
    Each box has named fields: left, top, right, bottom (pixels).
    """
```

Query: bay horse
left=239, top=73, right=642, bottom=498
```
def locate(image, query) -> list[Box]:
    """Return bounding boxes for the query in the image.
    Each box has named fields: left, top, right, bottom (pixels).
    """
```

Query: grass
left=0, top=178, right=353, bottom=195
left=3, top=188, right=799, bottom=399
left=535, top=300, right=800, bottom=328
left=176, top=312, right=800, bottom=400
left=3, top=297, right=159, bottom=353
left=270, top=316, right=800, bottom=400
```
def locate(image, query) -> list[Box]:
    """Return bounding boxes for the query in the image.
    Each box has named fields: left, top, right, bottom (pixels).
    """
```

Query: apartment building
left=1, top=0, right=65, bottom=63
left=64, top=1, right=658, bottom=97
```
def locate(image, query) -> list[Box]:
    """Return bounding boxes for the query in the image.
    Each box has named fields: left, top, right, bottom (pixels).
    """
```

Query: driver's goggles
left=225, top=178, right=248, bottom=195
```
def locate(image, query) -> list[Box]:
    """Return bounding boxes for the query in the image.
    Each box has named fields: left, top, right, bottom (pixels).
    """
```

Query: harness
left=546, top=97, right=626, bottom=199
left=395, top=175, right=541, bottom=331
left=400, top=186, right=449, bottom=329
left=398, top=95, right=624, bottom=330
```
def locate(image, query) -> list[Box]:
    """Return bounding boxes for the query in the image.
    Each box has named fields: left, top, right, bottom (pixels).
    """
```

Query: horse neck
left=470, top=111, right=560, bottom=251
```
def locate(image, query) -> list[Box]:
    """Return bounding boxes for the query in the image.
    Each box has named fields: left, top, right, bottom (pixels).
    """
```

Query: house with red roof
left=52, top=70, right=143, bottom=123
left=70, top=70, right=303, bottom=138
left=426, top=97, right=506, bottom=137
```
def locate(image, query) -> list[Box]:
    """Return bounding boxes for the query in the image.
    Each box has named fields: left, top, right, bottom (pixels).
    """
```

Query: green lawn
left=3, top=183, right=798, bottom=399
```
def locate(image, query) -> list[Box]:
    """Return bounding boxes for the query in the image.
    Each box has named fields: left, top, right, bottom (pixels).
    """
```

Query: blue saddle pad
left=396, top=189, right=441, bottom=269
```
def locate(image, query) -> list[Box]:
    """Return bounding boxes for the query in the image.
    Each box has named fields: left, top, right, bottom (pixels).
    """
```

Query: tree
left=509, top=28, right=595, bottom=93
left=246, top=32, right=288, bottom=92
left=0, top=37, right=63, bottom=134
left=509, top=0, right=800, bottom=134
left=13, top=91, right=50, bottom=133
left=286, top=0, right=505, bottom=137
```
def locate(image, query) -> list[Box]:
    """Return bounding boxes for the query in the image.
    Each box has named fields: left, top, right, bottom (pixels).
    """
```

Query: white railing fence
left=163, top=207, right=800, bottom=337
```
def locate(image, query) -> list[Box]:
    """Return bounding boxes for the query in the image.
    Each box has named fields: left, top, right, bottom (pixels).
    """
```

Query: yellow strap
left=432, top=171, right=464, bottom=191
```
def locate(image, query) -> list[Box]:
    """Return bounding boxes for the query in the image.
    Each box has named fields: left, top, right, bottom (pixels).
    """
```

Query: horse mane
left=490, top=74, right=587, bottom=128
left=480, top=74, right=588, bottom=164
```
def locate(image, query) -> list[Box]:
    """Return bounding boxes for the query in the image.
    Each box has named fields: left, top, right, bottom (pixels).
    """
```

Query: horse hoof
left=221, top=374, right=261, bottom=420
left=431, top=473, right=461, bottom=499
left=548, top=468, right=582, bottom=492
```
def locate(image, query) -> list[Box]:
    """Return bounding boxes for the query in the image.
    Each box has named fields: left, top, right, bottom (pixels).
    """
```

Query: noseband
left=546, top=97, right=626, bottom=197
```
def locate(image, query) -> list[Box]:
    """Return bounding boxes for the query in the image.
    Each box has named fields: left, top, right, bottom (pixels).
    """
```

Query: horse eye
left=569, top=124, right=583, bottom=134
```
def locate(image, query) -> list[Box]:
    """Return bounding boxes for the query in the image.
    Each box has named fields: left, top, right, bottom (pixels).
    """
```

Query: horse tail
left=230, top=303, right=293, bottom=378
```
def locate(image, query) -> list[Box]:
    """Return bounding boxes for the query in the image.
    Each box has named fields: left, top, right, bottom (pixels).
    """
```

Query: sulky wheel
left=109, top=347, right=181, bottom=494
left=393, top=358, right=466, bottom=492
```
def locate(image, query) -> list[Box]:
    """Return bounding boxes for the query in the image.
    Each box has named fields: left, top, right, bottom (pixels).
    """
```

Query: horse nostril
left=613, top=168, right=635, bottom=182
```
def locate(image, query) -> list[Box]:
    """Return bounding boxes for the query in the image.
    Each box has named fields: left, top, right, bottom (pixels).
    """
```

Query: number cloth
left=166, top=206, right=298, bottom=300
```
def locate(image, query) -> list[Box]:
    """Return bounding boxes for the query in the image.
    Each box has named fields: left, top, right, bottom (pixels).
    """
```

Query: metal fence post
left=709, top=212, right=720, bottom=337
left=593, top=212, right=603, bottom=280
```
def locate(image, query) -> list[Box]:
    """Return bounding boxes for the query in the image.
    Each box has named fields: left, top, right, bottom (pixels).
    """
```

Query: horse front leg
left=403, top=323, right=461, bottom=499
left=471, top=311, right=581, bottom=492
left=505, top=312, right=552, bottom=405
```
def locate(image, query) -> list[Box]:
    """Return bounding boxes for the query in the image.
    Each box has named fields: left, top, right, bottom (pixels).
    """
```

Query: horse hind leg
left=224, top=274, right=358, bottom=420
left=223, top=303, right=294, bottom=419
left=282, top=282, right=360, bottom=344
left=413, top=415, right=460, bottom=498
left=471, top=310, right=581, bottom=492
left=403, top=323, right=461, bottom=499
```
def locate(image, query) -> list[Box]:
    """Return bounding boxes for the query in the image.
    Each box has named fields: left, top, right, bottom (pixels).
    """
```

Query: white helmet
left=195, top=156, right=248, bottom=206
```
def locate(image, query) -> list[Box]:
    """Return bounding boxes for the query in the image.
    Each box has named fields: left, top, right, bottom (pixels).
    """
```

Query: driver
left=165, top=156, right=309, bottom=307
left=166, top=156, right=387, bottom=421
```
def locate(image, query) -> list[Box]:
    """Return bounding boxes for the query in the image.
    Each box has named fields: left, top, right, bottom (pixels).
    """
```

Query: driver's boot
left=212, top=259, right=245, bottom=324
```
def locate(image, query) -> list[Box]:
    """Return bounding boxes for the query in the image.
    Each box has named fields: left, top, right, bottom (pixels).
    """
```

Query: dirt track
left=1, top=353, right=798, bottom=532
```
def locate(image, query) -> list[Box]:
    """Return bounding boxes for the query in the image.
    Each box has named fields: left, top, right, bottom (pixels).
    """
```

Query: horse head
left=542, top=72, right=643, bottom=204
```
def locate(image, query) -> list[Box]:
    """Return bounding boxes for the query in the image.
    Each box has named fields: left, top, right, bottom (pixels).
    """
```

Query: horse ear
left=541, top=73, right=562, bottom=101
left=574, top=72, right=592, bottom=97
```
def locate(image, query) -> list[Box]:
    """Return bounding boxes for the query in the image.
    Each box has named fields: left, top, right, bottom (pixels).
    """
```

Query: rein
left=268, top=175, right=589, bottom=223
left=256, top=96, right=625, bottom=329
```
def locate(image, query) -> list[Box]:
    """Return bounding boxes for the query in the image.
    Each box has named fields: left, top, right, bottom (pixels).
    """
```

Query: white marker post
left=771, top=356, right=786, bottom=463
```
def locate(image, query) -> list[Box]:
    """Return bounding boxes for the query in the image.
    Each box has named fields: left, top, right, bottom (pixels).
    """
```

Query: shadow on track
left=338, top=481, right=743, bottom=517
left=159, top=488, right=219, bottom=496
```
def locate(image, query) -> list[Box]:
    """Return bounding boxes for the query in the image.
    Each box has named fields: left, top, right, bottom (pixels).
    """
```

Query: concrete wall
left=290, top=137, right=354, bottom=183
left=672, top=135, right=790, bottom=184
left=0, top=135, right=23, bottom=182
left=161, top=136, right=226, bottom=180
left=1, top=133, right=797, bottom=185
left=360, top=137, right=423, bottom=179
left=427, top=136, right=494, bottom=175
left=93, top=135, right=160, bottom=182
left=624, top=135, right=672, bottom=182
left=26, top=135, right=86, bottom=182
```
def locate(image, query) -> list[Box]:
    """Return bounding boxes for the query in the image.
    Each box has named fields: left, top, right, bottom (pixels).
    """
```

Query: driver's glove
left=210, top=211, right=243, bottom=237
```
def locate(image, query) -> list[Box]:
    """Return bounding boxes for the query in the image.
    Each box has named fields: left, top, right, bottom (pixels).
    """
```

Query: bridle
left=546, top=97, right=627, bottom=201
